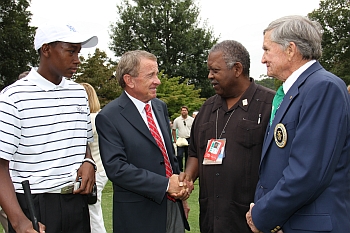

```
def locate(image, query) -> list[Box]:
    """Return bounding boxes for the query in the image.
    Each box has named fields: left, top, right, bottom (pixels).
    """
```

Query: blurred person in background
left=192, top=111, right=198, bottom=118
left=172, top=106, right=194, bottom=172
left=80, top=83, right=108, bottom=233
left=18, top=71, right=30, bottom=80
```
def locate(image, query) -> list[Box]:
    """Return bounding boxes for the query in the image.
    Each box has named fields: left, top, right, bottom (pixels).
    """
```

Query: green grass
left=101, top=180, right=200, bottom=233
left=0, top=180, right=199, bottom=233
left=101, top=180, right=113, bottom=232
left=185, top=180, right=200, bottom=233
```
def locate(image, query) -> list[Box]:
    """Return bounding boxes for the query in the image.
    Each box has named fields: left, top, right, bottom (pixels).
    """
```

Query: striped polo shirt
left=0, top=68, right=93, bottom=194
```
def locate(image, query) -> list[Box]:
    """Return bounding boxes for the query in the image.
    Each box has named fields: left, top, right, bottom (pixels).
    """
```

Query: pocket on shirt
left=236, top=119, right=264, bottom=148
left=198, top=121, right=214, bottom=150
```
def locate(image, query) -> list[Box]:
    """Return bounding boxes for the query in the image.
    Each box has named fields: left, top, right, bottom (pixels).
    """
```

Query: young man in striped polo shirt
left=0, top=23, right=98, bottom=233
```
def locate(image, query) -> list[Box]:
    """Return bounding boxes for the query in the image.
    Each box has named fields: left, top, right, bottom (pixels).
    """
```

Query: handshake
left=167, top=172, right=194, bottom=201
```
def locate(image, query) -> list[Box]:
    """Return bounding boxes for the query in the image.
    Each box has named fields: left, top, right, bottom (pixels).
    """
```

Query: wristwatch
left=82, top=158, right=97, bottom=172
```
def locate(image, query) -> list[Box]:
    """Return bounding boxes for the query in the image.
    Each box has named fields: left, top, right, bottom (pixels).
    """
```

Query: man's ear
left=123, top=74, right=135, bottom=88
left=40, top=44, right=51, bottom=58
left=287, top=42, right=297, bottom=61
left=233, top=62, right=243, bottom=78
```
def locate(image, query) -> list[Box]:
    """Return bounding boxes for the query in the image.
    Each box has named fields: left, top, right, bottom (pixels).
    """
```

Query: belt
left=46, top=184, right=74, bottom=194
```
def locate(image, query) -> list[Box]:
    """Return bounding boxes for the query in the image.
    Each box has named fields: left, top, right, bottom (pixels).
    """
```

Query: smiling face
left=261, top=30, right=291, bottom=81
left=126, top=57, right=160, bottom=103
left=207, top=51, right=238, bottom=98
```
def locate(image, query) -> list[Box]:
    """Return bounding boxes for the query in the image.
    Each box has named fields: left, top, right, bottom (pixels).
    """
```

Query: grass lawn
left=0, top=180, right=200, bottom=233
left=184, top=180, right=200, bottom=232
left=101, top=180, right=200, bottom=233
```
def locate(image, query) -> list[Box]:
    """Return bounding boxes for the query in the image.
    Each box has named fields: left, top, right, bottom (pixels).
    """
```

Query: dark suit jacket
left=253, top=62, right=350, bottom=233
left=96, top=92, right=189, bottom=233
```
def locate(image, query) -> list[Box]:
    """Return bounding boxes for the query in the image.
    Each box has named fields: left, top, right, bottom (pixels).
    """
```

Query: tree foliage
left=0, top=0, right=38, bottom=90
left=74, top=49, right=205, bottom=118
left=308, top=0, right=350, bottom=84
left=74, top=48, right=121, bottom=107
left=157, top=72, right=206, bottom=120
left=255, top=77, right=276, bottom=90
left=109, top=0, right=218, bottom=98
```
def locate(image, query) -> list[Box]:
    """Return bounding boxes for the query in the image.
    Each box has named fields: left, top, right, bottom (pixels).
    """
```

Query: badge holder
left=203, top=139, right=226, bottom=165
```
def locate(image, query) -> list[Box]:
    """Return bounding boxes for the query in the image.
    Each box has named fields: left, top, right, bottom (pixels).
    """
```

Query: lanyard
left=215, top=108, right=235, bottom=139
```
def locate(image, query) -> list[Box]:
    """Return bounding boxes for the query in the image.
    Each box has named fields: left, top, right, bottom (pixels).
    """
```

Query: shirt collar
left=124, top=90, right=152, bottom=114
left=283, top=60, right=316, bottom=94
left=213, top=78, right=257, bottom=112
left=27, top=67, right=69, bottom=91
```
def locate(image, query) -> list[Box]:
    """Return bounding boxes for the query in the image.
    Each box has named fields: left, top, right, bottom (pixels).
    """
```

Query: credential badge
left=274, top=123, right=287, bottom=148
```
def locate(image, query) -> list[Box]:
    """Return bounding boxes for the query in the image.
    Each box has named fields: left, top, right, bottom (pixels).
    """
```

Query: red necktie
left=145, top=104, right=175, bottom=201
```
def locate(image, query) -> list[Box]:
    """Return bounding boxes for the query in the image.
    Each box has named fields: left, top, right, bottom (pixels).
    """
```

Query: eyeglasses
left=183, top=121, right=186, bottom=126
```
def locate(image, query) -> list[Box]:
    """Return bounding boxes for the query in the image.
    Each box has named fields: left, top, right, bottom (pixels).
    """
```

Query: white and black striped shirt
left=0, top=68, right=93, bottom=193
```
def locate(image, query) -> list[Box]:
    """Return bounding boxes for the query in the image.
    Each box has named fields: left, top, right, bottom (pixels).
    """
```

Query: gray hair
left=209, top=40, right=250, bottom=77
left=116, top=50, right=157, bottom=88
left=264, top=15, right=323, bottom=60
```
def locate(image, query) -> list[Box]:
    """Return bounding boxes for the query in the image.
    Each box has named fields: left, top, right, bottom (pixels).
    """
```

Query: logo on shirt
left=76, top=106, right=84, bottom=113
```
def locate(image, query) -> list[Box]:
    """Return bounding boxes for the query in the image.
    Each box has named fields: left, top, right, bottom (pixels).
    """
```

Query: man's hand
left=13, top=219, right=46, bottom=233
left=0, top=159, right=46, bottom=233
left=74, top=162, right=95, bottom=194
left=167, top=174, right=189, bottom=200
left=74, top=144, right=96, bottom=194
left=246, top=203, right=262, bottom=233
left=182, top=200, right=190, bottom=219
left=178, top=172, right=194, bottom=194
left=37, top=222, right=46, bottom=233
left=246, top=203, right=284, bottom=233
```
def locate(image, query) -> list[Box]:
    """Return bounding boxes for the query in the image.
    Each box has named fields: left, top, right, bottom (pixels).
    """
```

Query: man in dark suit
left=96, top=50, right=190, bottom=233
left=246, top=15, right=350, bottom=233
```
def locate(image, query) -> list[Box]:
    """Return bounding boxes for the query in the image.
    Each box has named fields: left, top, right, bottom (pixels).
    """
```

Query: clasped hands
left=246, top=203, right=284, bottom=233
left=167, top=172, right=194, bottom=200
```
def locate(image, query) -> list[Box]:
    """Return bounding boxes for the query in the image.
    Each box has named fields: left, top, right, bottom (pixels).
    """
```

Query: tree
left=0, top=0, right=38, bottom=90
left=156, top=72, right=206, bottom=120
left=308, top=0, right=350, bottom=84
left=74, top=48, right=121, bottom=107
left=74, top=48, right=205, bottom=118
left=109, top=0, right=218, bottom=98
left=255, top=77, right=276, bottom=90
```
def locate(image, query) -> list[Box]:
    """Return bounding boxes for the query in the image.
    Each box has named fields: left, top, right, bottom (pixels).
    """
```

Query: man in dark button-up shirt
left=184, top=40, right=275, bottom=233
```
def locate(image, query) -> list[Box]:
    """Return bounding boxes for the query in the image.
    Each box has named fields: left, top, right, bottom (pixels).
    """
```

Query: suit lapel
left=260, top=62, right=323, bottom=161
left=118, top=92, right=177, bottom=171
left=119, top=92, right=157, bottom=146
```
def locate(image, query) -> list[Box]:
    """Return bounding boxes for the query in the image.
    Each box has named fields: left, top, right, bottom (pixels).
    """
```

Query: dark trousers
left=176, top=138, right=190, bottom=172
left=9, top=193, right=90, bottom=233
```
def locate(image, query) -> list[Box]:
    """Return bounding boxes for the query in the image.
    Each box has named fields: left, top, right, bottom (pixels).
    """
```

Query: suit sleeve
left=252, top=79, right=350, bottom=232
